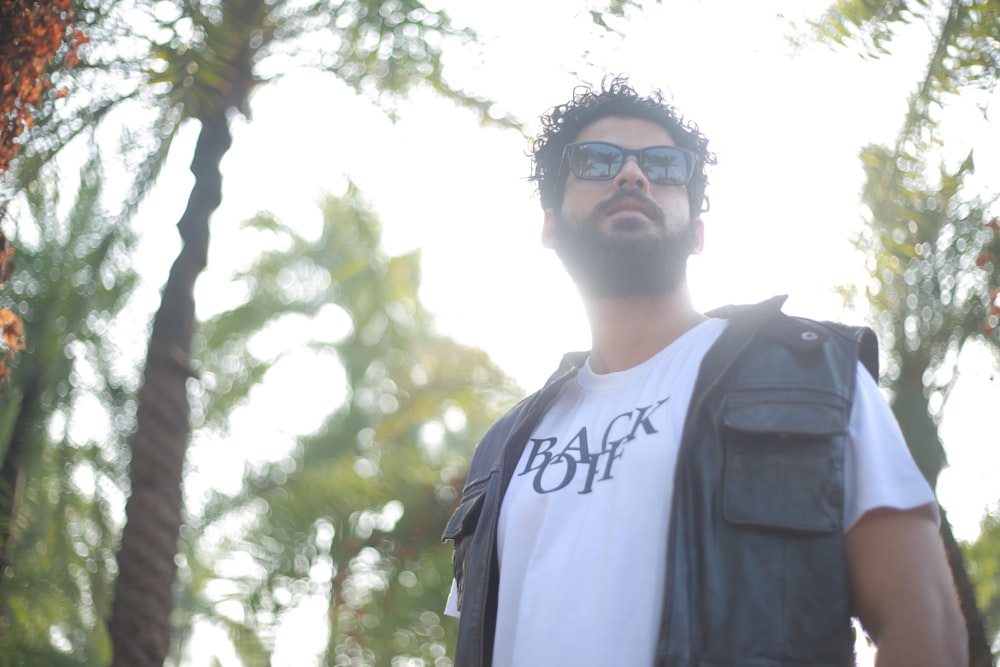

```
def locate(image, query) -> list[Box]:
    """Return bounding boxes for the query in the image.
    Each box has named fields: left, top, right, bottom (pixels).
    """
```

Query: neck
left=583, top=287, right=706, bottom=374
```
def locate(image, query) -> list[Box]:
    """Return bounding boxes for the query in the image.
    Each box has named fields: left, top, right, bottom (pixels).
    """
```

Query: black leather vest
left=443, top=297, right=878, bottom=666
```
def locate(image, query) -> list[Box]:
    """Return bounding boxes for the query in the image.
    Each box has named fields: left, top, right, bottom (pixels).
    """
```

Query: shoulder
left=465, top=352, right=586, bottom=483
left=465, top=392, right=537, bottom=483
left=708, top=296, right=879, bottom=381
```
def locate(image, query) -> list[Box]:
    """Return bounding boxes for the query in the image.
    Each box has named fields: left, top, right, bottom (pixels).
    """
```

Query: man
left=443, top=76, right=966, bottom=667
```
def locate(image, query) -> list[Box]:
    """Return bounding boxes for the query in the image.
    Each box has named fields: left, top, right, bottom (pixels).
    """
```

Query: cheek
left=561, top=181, right=608, bottom=213
left=651, top=188, right=693, bottom=223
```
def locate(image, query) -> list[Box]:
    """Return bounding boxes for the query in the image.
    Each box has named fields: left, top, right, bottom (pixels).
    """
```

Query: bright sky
left=120, top=1, right=997, bottom=663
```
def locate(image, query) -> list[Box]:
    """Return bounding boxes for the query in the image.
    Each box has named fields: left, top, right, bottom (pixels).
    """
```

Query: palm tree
left=0, top=149, right=138, bottom=666
left=807, top=2, right=1000, bottom=665
left=171, top=189, right=521, bottom=664
left=2, top=0, right=515, bottom=663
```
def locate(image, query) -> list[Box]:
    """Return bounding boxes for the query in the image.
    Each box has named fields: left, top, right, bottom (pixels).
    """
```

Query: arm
left=847, top=507, right=968, bottom=667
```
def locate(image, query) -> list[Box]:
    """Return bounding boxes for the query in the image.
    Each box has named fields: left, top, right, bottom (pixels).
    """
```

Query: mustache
left=593, top=189, right=666, bottom=223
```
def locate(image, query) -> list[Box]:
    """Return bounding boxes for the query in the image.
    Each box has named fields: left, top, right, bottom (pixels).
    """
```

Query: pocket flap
left=723, top=395, right=848, bottom=436
left=722, top=393, right=847, bottom=533
left=442, top=481, right=487, bottom=542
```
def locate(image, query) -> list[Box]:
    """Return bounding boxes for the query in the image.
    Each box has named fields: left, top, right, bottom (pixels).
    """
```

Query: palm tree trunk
left=108, top=109, right=231, bottom=667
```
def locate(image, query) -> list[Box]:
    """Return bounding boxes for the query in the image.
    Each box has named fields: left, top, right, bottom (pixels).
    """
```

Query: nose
left=615, top=155, right=648, bottom=192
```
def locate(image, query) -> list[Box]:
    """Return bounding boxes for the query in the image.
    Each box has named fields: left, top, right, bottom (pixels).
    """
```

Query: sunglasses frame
left=561, top=141, right=697, bottom=186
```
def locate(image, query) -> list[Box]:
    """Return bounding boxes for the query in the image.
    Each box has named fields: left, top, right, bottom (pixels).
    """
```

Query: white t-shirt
left=446, top=319, right=935, bottom=667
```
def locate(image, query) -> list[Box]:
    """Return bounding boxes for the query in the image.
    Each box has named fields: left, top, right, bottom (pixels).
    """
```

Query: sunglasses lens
left=567, top=143, right=694, bottom=185
left=568, top=143, right=623, bottom=180
left=641, top=147, right=692, bottom=185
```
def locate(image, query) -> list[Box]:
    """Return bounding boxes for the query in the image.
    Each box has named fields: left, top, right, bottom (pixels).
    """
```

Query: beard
left=553, top=192, right=698, bottom=298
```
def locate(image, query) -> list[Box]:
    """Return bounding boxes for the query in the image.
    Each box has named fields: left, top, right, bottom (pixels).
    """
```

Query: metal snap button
left=800, top=331, right=819, bottom=341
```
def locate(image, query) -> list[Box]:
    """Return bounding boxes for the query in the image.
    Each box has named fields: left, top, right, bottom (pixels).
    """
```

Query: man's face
left=542, top=116, right=704, bottom=298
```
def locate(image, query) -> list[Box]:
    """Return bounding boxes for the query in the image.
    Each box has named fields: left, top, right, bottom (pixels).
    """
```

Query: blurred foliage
left=0, top=0, right=86, bottom=395
left=809, top=1, right=999, bottom=664
left=854, top=144, right=999, bottom=485
left=0, top=0, right=661, bottom=663
left=10, top=0, right=519, bottom=226
left=807, top=0, right=1000, bottom=484
left=0, top=149, right=138, bottom=665
left=172, top=185, right=520, bottom=665
left=10, top=0, right=521, bottom=663
left=0, top=0, right=86, bottom=173
left=0, top=173, right=521, bottom=665
left=806, top=0, right=1000, bottom=105
left=964, top=508, right=1000, bottom=650
left=588, top=0, right=661, bottom=31
left=804, top=0, right=931, bottom=56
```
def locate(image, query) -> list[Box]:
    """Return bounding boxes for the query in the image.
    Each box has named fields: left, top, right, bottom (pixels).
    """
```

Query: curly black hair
left=529, top=75, right=716, bottom=217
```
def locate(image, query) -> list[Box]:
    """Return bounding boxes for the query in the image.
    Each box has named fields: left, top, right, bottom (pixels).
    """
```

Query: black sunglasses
left=562, top=141, right=696, bottom=186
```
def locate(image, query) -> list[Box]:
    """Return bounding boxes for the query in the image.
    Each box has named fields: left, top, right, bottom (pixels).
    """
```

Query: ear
left=690, top=217, right=705, bottom=255
left=542, top=208, right=558, bottom=249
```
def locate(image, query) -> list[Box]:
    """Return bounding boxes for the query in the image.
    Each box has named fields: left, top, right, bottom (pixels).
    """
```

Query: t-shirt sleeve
left=843, top=362, right=938, bottom=532
left=444, top=579, right=460, bottom=618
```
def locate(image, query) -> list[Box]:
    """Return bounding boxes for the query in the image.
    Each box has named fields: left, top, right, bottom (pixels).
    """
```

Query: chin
left=608, top=218, right=654, bottom=234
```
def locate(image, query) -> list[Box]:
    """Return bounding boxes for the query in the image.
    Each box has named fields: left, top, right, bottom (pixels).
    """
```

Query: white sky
left=119, top=1, right=996, bottom=663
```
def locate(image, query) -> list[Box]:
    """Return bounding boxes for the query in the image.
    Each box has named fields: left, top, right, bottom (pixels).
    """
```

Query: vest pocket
left=441, top=476, right=488, bottom=612
left=721, top=393, right=848, bottom=533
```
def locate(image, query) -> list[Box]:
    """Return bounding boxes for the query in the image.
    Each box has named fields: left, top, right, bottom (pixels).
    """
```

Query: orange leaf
left=0, top=309, right=25, bottom=353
